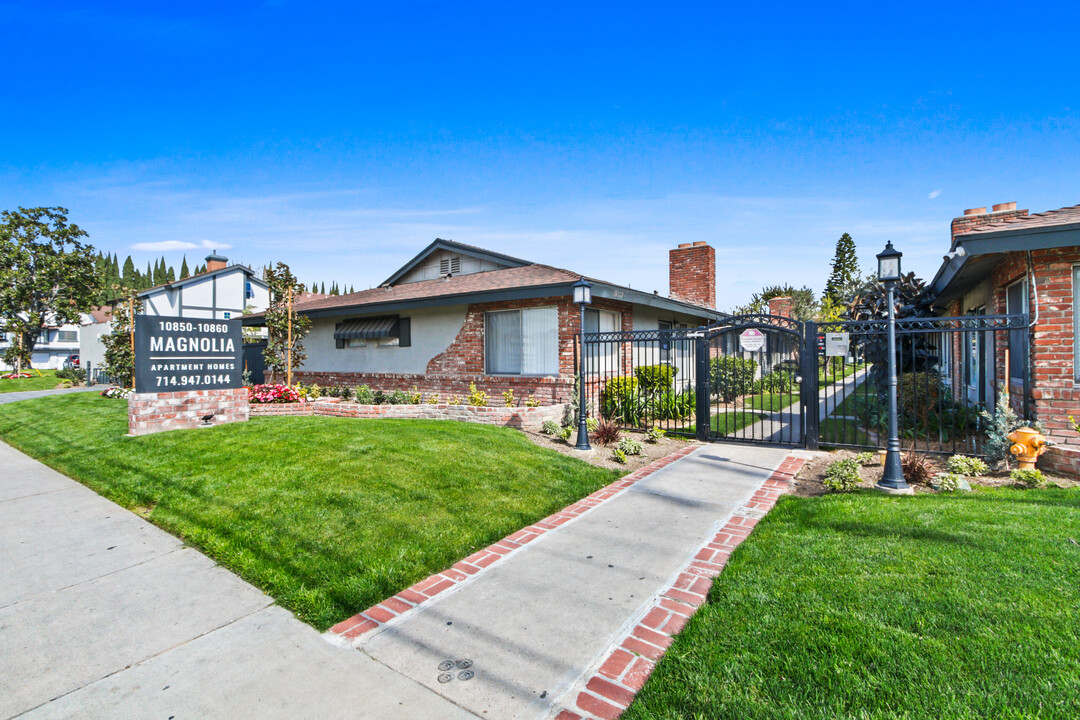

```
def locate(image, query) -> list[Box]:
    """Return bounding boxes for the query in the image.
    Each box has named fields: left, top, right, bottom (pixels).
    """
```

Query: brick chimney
left=950, top=202, right=1028, bottom=241
left=669, top=241, right=716, bottom=309
left=768, top=296, right=794, bottom=318
left=205, top=251, right=228, bottom=272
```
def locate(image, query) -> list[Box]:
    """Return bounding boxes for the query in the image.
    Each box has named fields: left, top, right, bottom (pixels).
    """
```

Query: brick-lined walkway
left=326, top=443, right=808, bottom=720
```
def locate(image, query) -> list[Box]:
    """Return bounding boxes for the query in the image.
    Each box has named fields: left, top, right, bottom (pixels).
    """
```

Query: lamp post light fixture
left=573, top=278, right=593, bottom=451
left=875, top=241, right=913, bottom=494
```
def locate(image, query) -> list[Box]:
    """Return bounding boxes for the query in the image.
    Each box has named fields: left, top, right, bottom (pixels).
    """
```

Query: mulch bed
left=794, top=448, right=1080, bottom=497
left=522, top=428, right=696, bottom=472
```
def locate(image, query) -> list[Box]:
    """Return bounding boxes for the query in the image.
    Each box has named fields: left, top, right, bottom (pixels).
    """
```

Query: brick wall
left=250, top=399, right=566, bottom=429
left=128, top=388, right=249, bottom=436
left=989, top=247, right=1080, bottom=448
left=669, top=242, right=715, bottom=309
left=768, top=296, right=794, bottom=318
left=294, top=295, right=634, bottom=405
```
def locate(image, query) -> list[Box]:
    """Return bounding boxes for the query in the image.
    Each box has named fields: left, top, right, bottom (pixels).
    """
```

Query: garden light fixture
left=876, top=242, right=912, bottom=494
left=574, top=278, right=593, bottom=451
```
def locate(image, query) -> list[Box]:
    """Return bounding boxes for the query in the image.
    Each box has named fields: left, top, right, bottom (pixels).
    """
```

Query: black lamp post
left=876, top=241, right=913, bottom=494
left=574, top=278, right=593, bottom=451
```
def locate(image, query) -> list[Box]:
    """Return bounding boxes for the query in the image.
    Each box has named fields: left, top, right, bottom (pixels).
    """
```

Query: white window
left=584, top=309, right=621, bottom=372
left=57, top=330, right=77, bottom=342
left=485, top=307, right=559, bottom=375
left=378, top=336, right=399, bottom=347
left=1006, top=279, right=1028, bottom=383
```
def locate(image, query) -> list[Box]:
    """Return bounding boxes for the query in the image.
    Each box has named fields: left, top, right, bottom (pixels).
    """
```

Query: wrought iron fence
left=580, top=313, right=1031, bottom=457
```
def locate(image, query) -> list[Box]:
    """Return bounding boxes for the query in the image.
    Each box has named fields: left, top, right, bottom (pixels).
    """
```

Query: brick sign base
left=128, top=388, right=249, bottom=436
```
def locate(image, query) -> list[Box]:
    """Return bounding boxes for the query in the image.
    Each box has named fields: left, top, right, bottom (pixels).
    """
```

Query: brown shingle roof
left=957, top=204, right=1080, bottom=236
left=286, top=264, right=580, bottom=315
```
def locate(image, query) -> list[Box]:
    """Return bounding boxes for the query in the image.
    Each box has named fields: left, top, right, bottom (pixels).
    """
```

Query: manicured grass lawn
left=0, top=394, right=621, bottom=630
left=743, top=392, right=798, bottom=412
left=818, top=360, right=868, bottom=384
left=0, top=369, right=60, bottom=393
left=820, top=417, right=872, bottom=447
left=625, top=488, right=1080, bottom=719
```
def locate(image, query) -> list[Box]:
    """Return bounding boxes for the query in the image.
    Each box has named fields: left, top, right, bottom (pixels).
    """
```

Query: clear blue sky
left=2, top=1, right=1078, bottom=308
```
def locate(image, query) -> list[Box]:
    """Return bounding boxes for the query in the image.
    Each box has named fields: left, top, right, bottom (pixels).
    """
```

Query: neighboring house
left=927, top=201, right=1080, bottom=474
left=0, top=322, right=83, bottom=370
left=243, top=239, right=724, bottom=403
left=80, top=253, right=271, bottom=372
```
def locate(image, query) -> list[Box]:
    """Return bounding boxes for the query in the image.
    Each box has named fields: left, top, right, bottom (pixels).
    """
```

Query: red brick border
left=324, top=445, right=701, bottom=646
left=562, top=452, right=807, bottom=720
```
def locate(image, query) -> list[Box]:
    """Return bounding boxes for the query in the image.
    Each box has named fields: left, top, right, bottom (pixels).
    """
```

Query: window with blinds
left=485, top=307, right=558, bottom=375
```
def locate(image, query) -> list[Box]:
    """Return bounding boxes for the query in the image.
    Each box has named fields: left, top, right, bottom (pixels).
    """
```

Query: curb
left=555, top=452, right=808, bottom=720
left=324, top=444, right=702, bottom=646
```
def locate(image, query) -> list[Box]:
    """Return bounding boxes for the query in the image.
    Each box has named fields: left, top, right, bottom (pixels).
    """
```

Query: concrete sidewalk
left=0, top=385, right=104, bottom=406
left=336, top=442, right=795, bottom=719
left=0, top=441, right=477, bottom=720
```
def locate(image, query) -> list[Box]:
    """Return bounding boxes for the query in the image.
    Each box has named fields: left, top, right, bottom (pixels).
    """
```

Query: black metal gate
left=580, top=312, right=1031, bottom=456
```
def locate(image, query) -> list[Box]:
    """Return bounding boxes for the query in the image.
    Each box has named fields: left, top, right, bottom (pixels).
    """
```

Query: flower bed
left=1, top=372, right=31, bottom=379
left=248, top=383, right=304, bottom=404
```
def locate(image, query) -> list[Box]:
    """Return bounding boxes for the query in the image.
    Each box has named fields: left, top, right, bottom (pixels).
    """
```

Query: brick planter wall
left=128, top=388, right=249, bottom=436
left=249, top=400, right=567, bottom=429
left=1039, top=444, right=1080, bottom=476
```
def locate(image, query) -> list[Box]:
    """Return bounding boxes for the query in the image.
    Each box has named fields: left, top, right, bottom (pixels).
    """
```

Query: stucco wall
left=303, top=305, right=470, bottom=374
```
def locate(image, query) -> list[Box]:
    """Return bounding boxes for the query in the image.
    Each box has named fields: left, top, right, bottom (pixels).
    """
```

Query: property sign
left=135, top=315, right=243, bottom=393
left=824, top=332, right=851, bottom=357
left=739, top=328, right=766, bottom=353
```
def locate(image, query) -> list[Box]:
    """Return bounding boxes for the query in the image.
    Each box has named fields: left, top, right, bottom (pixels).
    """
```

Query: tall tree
left=0, top=207, right=102, bottom=371
left=263, top=263, right=310, bottom=384
left=144, top=262, right=152, bottom=289
left=824, top=233, right=861, bottom=305
left=122, top=255, right=136, bottom=285
left=180, top=256, right=190, bottom=279
left=166, top=264, right=176, bottom=283
left=733, top=283, right=818, bottom=322
left=100, top=292, right=142, bottom=388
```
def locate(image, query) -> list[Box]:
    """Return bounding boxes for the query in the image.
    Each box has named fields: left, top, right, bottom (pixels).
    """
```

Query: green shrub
left=410, top=385, right=423, bottom=404
left=55, top=367, right=86, bottom=383
left=753, top=371, right=794, bottom=394
left=635, top=364, right=677, bottom=393
left=372, top=389, right=387, bottom=405
left=822, top=457, right=861, bottom=492
left=617, top=436, right=643, bottom=456
left=946, top=455, right=989, bottom=477
left=612, top=448, right=628, bottom=464
left=601, top=376, right=641, bottom=425
left=936, top=473, right=963, bottom=492
left=355, top=385, right=375, bottom=403
left=854, top=451, right=877, bottom=465
left=647, top=389, right=695, bottom=420
left=645, top=426, right=666, bottom=443
left=427, top=393, right=441, bottom=404
left=388, top=389, right=409, bottom=405
left=524, top=394, right=540, bottom=407
left=710, top=356, right=757, bottom=402
left=1011, top=468, right=1045, bottom=488
left=558, top=425, right=573, bottom=441
left=586, top=417, right=599, bottom=432
left=981, top=393, right=1043, bottom=466
left=541, top=420, right=560, bottom=435
left=502, top=390, right=515, bottom=407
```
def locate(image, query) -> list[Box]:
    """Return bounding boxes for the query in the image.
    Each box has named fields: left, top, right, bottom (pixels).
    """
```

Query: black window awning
left=334, top=316, right=399, bottom=340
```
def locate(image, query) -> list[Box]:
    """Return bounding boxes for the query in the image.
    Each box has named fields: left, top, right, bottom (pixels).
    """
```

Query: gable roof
left=930, top=202, right=1080, bottom=304
left=136, top=263, right=267, bottom=299
left=379, top=238, right=533, bottom=287
left=243, top=260, right=724, bottom=323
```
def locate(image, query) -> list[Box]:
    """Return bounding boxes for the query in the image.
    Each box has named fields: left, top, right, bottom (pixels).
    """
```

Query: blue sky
left=2, top=1, right=1078, bottom=308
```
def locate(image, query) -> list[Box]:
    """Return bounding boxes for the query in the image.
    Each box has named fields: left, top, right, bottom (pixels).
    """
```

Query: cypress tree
left=122, top=256, right=136, bottom=286
left=824, top=233, right=861, bottom=305
left=320, top=282, right=326, bottom=294
left=180, top=256, right=190, bottom=279
left=166, top=264, right=176, bottom=283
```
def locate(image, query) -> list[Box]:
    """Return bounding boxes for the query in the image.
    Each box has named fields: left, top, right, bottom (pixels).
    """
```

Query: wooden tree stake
left=287, top=285, right=293, bottom=387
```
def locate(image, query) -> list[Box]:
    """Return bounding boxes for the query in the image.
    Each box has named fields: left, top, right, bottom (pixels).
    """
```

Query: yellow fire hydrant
left=1008, top=427, right=1049, bottom=470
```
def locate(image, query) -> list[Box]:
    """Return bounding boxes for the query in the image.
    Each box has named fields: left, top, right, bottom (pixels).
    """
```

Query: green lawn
left=743, top=392, right=798, bottom=412
left=0, top=369, right=61, bottom=393
left=820, top=417, right=872, bottom=447
left=818, top=360, right=868, bottom=385
left=0, top=394, right=620, bottom=630
left=625, top=488, right=1080, bottom=719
